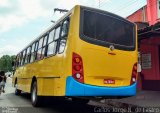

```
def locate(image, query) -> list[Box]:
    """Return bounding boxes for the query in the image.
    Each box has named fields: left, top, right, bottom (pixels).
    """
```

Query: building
left=127, top=0, right=160, bottom=91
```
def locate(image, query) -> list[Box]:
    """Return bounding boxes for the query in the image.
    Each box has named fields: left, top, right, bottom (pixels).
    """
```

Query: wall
left=127, top=6, right=148, bottom=23
left=140, top=37, right=160, bottom=90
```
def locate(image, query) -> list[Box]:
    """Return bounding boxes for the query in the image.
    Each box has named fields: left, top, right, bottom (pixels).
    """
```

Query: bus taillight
left=130, top=63, right=138, bottom=85
left=72, top=52, right=84, bottom=83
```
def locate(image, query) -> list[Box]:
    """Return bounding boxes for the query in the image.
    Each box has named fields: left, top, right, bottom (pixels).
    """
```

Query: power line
left=101, top=1, right=136, bottom=10
left=98, top=0, right=100, bottom=8
left=117, top=0, right=146, bottom=17
left=100, top=0, right=112, bottom=9
left=116, top=0, right=141, bottom=14
left=100, top=0, right=145, bottom=18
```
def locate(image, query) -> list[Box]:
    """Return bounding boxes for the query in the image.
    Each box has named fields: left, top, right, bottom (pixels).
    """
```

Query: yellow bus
left=13, top=5, right=138, bottom=107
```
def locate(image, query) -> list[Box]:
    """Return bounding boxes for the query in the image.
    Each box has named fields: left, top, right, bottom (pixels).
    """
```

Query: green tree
left=0, top=55, right=16, bottom=72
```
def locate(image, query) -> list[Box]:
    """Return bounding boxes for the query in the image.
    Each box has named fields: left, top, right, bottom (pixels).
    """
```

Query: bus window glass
left=58, top=39, right=66, bottom=53
left=27, top=47, right=31, bottom=63
left=21, top=50, right=26, bottom=65
left=26, top=47, right=30, bottom=55
left=16, top=55, right=20, bottom=67
left=48, top=30, right=55, bottom=43
left=83, top=11, right=96, bottom=39
left=19, top=53, right=23, bottom=66
left=25, top=50, right=28, bottom=64
left=34, top=41, right=38, bottom=60
left=54, top=26, right=60, bottom=40
left=35, top=41, right=38, bottom=51
left=37, top=49, right=42, bottom=60
left=43, top=35, right=48, bottom=47
left=58, top=18, right=70, bottom=54
left=31, top=43, right=35, bottom=52
left=30, top=53, right=34, bottom=62
left=25, top=47, right=30, bottom=64
left=47, top=42, right=57, bottom=56
left=38, top=38, right=43, bottom=49
left=41, top=48, right=45, bottom=58
left=61, top=20, right=69, bottom=37
left=30, top=43, right=36, bottom=62
left=82, top=10, right=135, bottom=49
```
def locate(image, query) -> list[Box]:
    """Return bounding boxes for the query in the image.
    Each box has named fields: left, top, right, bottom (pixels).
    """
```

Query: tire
left=15, top=83, right=21, bottom=95
left=31, top=81, right=43, bottom=107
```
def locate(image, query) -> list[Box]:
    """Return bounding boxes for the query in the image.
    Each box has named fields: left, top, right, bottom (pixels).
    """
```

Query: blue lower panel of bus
left=66, top=76, right=137, bottom=96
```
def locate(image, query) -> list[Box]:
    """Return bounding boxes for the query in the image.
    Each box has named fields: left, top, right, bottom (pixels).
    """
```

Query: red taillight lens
left=74, top=65, right=81, bottom=71
left=73, top=57, right=81, bottom=63
left=72, top=52, right=84, bottom=83
left=130, top=63, right=138, bottom=85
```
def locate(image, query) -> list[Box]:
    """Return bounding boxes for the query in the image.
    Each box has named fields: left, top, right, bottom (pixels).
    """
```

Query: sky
left=0, top=0, right=147, bottom=57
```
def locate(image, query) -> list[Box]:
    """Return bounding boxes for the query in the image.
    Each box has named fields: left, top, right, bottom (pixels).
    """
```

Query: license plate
left=104, top=79, right=115, bottom=84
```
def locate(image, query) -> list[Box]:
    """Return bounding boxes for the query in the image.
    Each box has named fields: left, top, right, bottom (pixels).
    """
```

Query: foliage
left=0, top=55, right=16, bottom=72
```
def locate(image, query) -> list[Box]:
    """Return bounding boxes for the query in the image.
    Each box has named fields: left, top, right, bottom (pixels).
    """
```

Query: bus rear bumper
left=66, top=76, right=137, bottom=96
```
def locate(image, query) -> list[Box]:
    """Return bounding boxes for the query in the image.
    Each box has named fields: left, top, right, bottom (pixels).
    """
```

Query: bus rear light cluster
left=72, top=52, right=84, bottom=83
left=130, top=63, right=138, bottom=85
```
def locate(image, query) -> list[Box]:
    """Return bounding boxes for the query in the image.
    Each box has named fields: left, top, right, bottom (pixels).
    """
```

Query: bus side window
left=46, top=26, right=60, bottom=56
left=30, top=43, right=35, bottom=62
left=25, top=47, right=31, bottom=64
left=27, top=46, right=31, bottom=63
left=16, top=55, right=19, bottom=67
left=18, top=54, right=21, bottom=67
left=61, top=18, right=69, bottom=38
left=35, top=41, right=39, bottom=61
left=58, top=39, right=67, bottom=53
left=48, top=29, right=55, bottom=43
left=21, top=50, right=26, bottom=65
left=58, top=18, right=70, bottom=54
left=37, top=38, right=43, bottom=60
left=24, top=48, right=28, bottom=64
left=19, top=53, right=23, bottom=66
left=54, top=26, right=61, bottom=40
left=42, top=35, right=48, bottom=58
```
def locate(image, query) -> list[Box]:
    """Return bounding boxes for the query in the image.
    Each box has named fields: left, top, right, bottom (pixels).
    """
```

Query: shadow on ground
left=16, top=93, right=118, bottom=113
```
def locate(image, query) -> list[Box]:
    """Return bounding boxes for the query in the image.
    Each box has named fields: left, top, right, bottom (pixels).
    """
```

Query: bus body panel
left=78, top=41, right=137, bottom=87
left=14, top=54, right=70, bottom=96
left=66, top=76, right=137, bottom=96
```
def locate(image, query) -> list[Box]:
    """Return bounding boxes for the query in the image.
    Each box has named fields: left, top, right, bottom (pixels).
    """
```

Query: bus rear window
left=80, top=9, right=135, bottom=51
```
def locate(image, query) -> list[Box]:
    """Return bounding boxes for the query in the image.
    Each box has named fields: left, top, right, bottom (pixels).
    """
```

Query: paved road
left=0, top=78, right=121, bottom=113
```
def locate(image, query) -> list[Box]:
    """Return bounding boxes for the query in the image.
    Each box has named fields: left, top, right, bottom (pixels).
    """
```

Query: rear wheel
left=31, top=81, right=43, bottom=107
left=15, top=82, right=21, bottom=95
